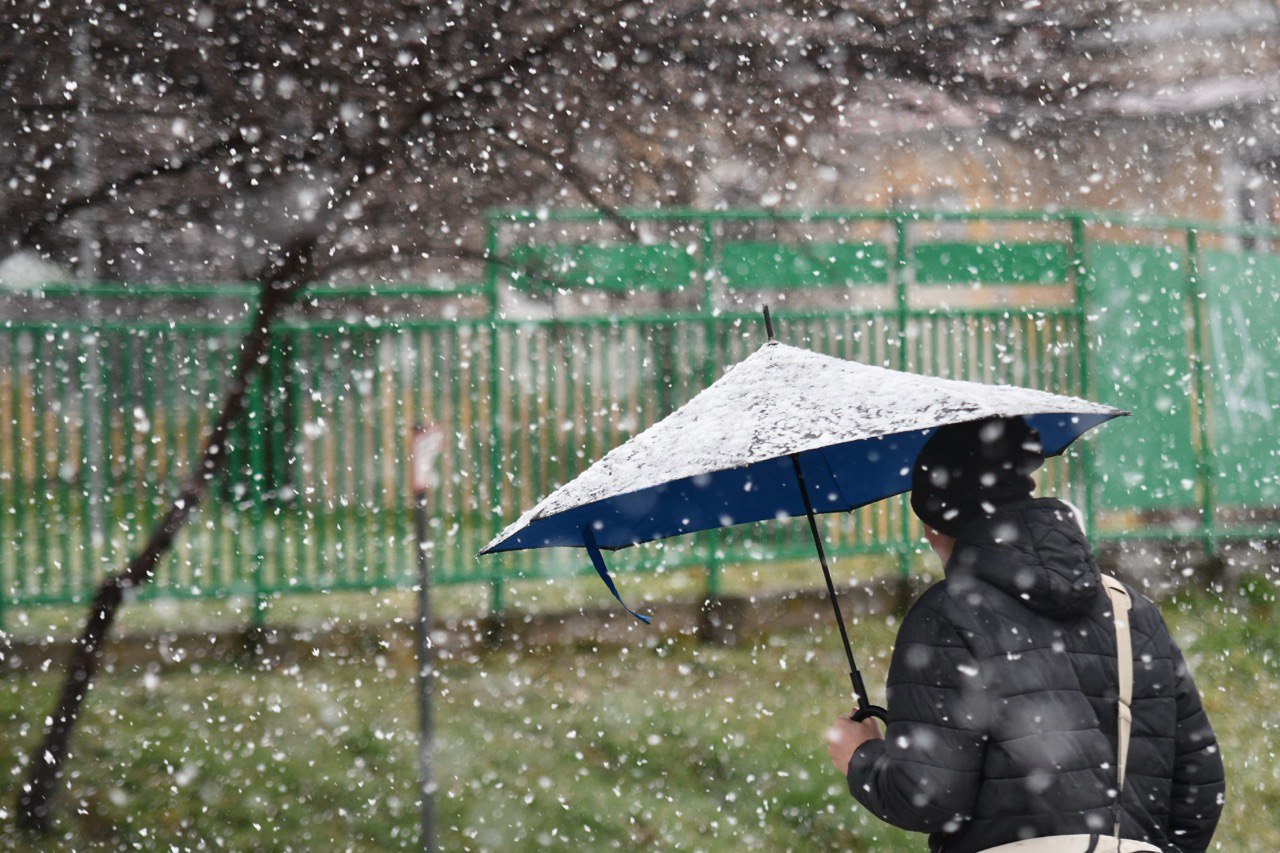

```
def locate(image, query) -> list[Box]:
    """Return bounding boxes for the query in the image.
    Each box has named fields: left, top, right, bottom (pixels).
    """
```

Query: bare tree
left=1, top=0, right=1133, bottom=281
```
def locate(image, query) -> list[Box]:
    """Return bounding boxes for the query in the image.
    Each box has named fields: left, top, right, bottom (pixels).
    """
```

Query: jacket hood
left=945, top=497, right=1102, bottom=620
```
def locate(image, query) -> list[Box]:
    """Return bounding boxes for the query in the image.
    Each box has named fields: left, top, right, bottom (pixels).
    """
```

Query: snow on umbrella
left=480, top=316, right=1125, bottom=720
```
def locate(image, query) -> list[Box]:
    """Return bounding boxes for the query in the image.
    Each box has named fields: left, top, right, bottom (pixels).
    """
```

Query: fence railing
left=2, top=208, right=1278, bottom=629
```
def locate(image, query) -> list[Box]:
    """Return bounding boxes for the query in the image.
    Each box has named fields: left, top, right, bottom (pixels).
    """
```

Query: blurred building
left=720, top=1, right=1280, bottom=235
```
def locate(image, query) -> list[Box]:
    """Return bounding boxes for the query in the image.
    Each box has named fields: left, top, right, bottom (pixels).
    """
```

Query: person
left=825, top=416, right=1224, bottom=852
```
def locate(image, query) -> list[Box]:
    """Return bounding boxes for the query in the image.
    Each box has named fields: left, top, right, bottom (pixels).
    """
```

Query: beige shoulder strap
left=1100, top=574, right=1133, bottom=842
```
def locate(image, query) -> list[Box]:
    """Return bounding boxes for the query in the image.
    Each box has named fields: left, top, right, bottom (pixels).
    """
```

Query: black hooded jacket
left=846, top=498, right=1224, bottom=852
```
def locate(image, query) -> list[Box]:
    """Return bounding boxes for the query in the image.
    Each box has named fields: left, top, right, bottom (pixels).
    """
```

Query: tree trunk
left=15, top=238, right=315, bottom=834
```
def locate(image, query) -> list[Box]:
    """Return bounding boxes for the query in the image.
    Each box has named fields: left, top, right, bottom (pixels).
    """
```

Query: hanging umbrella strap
left=583, top=527, right=652, bottom=624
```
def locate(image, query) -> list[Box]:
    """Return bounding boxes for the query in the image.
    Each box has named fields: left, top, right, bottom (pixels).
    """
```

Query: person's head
left=910, top=416, right=1045, bottom=549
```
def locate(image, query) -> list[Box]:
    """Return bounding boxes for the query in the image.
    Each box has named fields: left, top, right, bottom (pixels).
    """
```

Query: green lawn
left=0, top=584, right=1275, bottom=850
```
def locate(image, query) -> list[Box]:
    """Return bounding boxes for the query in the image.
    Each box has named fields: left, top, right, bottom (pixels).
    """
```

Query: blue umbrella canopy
left=482, top=341, right=1124, bottom=558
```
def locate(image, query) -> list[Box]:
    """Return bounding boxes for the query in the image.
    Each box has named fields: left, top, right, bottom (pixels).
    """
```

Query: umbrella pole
left=789, top=454, right=888, bottom=724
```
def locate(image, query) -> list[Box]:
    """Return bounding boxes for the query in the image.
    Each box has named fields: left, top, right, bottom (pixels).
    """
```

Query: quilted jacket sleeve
left=846, top=599, right=989, bottom=833
left=1166, top=634, right=1225, bottom=852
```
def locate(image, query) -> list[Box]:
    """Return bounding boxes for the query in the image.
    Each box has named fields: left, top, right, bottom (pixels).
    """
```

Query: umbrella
left=480, top=311, right=1125, bottom=721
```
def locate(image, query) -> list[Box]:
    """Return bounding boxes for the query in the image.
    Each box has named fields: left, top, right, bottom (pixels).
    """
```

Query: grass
left=0, top=582, right=1275, bottom=850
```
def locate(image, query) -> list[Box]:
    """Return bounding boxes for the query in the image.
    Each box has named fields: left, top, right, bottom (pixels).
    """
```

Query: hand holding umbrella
left=828, top=709, right=884, bottom=773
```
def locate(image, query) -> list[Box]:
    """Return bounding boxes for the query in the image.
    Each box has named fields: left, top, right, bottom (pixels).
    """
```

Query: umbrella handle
left=848, top=668, right=886, bottom=724
left=851, top=704, right=888, bottom=724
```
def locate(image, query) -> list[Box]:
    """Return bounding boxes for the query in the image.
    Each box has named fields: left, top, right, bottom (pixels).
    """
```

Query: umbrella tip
left=762, top=305, right=774, bottom=341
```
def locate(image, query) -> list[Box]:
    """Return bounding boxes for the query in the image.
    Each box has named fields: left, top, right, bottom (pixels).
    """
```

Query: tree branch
left=8, top=130, right=244, bottom=250
left=495, top=130, right=634, bottom=235
left=306, top=240, right=493, bottom=283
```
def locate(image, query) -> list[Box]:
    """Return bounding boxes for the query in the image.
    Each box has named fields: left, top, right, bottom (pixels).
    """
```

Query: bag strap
left=1100, top=574, right=1133, bottom=844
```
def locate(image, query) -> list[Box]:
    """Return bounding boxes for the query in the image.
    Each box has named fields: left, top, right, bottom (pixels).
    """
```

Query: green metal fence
left=2, top=209, right=1278, bottom=628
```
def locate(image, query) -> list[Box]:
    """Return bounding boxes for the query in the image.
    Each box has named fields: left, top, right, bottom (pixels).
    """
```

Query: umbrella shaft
left=789, top=454, right=869, bottom=709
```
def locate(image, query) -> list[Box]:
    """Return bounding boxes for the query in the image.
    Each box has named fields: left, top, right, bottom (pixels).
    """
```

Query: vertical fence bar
left=2, top=333, right=15, bottom=622
left=141, top=332, right=160, bottom=552
left=446, top=326, right=463, bottom=583
left=391, top=329, right=411, bottom=587
left=485, top=216, right=505, bottom=618
left=249, top=352, right=269, bottom=631
left=32, top=334, right=52, bottom=600
left=54, top=333, right=75, bottom=602
left=165, top=331, right=183, bottom=596
left=99, top=328, right=117, bottom=594
left=893, top=216, right=913, bottom=579
left=700, top=219, right=723, bottom=600
left=352, top=331, right=370, bottom=584
left=366, top=330, right=383, bottom=585
left=195, top=331, right=216, bottom=594
left=76, top=328, right=94, bottom=598
left=1070, top=215, right=1097, bottom=534
left=0, top=345, right=6, bottom=619
left=1184, top=228, right=1216, bottom=556
left=14, top=334, right=29, bottom=578
left=275, top=328, right=295, bottom=594
left=331, top=337, right=352, bottom=585
left=295, top=333, right=316, bottom=591
left=0, top=333, right=7, bottom=627
left=372, top=329, right=389, bottom=585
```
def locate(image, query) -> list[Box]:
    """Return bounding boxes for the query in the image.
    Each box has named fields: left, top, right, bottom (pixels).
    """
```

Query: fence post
left=484, top=215, right=506, bottom=627
left=248, top=359, right=270, bottom=636
left=700, top=218, right=724, bottom=606
left=1184, top=228, right=1216, bottom=558
left=0, top=323, right=11, bottom=630
left=893, top=215, right=913, bottom=587
left=1069, top=214, right=1097, bottom=535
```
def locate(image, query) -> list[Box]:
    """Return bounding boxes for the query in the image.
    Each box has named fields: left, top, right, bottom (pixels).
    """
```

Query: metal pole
left=411, top=423, right=443, bottom=852
left=789, top=453, right=887, bottom=724
left=1184, top=228, right=1216, bottom=557
left=1070, top=215, right=1097, bottom=534
left=893, top=216, right=913, bottom=584
left=484, top=219, right=505, bottom=620
left=415, top=485, right=435, bottom=853
left=701, top=228, right=723, bottom=602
